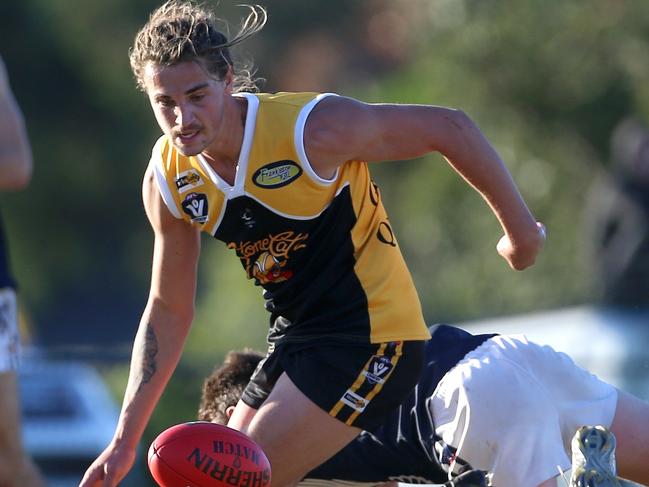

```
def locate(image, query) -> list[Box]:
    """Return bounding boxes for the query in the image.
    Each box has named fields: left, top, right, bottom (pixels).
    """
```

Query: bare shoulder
left=142, top=163, right=158, bottom=215
left=142, top=162, right=176, bottom=234
left=303, top=96, right=374, bottom=175
left=305, top=95, right=477, bottom=166
left=306, top=96, right=374, bottom=145
left=142, top=161, right=201, bottom=253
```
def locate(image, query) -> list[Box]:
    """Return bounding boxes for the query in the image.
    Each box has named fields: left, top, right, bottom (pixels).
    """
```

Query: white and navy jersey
left=306, top=325, right=497, bottom=484
left=151, top=92, right=430, bottom=345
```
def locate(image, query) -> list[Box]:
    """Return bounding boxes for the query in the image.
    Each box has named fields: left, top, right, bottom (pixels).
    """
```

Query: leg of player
left=0, top=372, right=44, bottom=487
left=609, top=390, right=649, bottom=484
left=227, top=399, right=260, bottom=433
left=239, top=372, right=361, bottom=487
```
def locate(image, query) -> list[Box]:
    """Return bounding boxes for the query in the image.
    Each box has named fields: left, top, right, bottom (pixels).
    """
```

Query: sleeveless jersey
left=306, top=324, right=497, bottom=485
left=151, top=92, right=430, bottom=344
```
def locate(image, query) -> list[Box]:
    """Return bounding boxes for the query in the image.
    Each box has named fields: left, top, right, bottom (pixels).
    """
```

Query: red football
left=148, top=421, right=271, bottom=487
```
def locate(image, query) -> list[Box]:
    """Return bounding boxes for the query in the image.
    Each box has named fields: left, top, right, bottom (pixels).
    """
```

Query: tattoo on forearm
left=138, top=326, right=158, bottom=391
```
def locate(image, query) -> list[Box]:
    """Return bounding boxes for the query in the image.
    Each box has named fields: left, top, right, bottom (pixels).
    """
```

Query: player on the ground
left=199, top=325, right=649, bottom=487
left=79, top=2, right=546, bottom=485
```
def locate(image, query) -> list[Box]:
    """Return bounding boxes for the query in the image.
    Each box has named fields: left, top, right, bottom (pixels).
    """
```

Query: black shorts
left=241, top=339, right=425, bottom=431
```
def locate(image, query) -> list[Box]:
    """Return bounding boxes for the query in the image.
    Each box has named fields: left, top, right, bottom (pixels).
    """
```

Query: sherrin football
left=148, top=421, right=271, bottom=487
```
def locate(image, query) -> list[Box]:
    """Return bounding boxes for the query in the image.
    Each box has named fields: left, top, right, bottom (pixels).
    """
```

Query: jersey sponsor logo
left=341, top=390, right=369, bottom=412
left=252, top=160, right=302, bottom=188
left=182, top=192, right=209, bottom=223
left=362, top=356, right=393, bottom=385
left=228, top=231, right=308, bottom=283
left=252, top=251, right=293, bottom=284
left=175, top=169, right=203, bottom=194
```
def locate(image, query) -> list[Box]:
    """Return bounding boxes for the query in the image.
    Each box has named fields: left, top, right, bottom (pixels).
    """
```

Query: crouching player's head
left=197, top=349, right=263, bottom=424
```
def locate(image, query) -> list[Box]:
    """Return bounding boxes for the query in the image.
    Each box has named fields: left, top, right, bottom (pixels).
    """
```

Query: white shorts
left=431, top=334, right=618, bottom=487
left=0, top=287, right=20, bottom=372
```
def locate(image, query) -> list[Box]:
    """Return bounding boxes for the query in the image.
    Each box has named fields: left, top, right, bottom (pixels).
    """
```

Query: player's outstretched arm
left=305, top=97, right=545, bottom=270
left=79, top=165, right=201, bottom=487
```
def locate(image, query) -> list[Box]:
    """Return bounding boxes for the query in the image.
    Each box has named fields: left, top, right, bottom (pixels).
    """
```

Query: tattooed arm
left=79, top=164, right=201, bottom=487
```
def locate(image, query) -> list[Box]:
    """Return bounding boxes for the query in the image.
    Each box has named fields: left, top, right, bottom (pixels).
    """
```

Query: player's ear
left=226, top=405, right=236, bottom=419
left=223, top=67, right=234, bottom=94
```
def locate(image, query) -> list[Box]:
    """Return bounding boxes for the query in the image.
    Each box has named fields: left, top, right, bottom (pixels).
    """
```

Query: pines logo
left=252, top=160, right=302, bottom=188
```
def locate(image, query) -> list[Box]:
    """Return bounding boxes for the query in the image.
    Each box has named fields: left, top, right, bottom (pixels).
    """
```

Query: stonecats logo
left=252, top=251, right=293, bottom=284
left=228, top=231, right=308, bottom=283
left=252, top=160, right=302, bottom=188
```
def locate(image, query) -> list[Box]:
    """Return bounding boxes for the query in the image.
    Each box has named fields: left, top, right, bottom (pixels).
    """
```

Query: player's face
left=143, top=61, right=230, bottom=156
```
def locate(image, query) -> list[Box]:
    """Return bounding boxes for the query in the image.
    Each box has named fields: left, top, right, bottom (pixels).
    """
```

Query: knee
left=610, top=390, right=649, bottom=482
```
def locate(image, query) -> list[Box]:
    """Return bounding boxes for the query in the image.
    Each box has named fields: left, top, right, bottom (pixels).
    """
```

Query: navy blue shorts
left=241, top=339, right=425, bottom=431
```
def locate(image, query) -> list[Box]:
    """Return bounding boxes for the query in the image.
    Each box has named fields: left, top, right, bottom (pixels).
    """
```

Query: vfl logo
left=362, top=356, right=393, bottom=385
left=252, top=160, right=302, bottom=188
left=175, top=169, right=203, bottom=194
left=341, top=390, right=369, bottom=412
left=182, top=192, right=208, bottom=223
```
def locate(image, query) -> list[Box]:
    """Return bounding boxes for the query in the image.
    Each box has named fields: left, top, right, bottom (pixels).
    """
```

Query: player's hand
left=78, top=442, right=136, bottom=487
left=496, top=221, right=546, bottom=270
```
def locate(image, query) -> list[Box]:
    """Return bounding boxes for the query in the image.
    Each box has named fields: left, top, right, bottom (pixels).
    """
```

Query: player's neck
left=202, top=96, right=247, bottom=183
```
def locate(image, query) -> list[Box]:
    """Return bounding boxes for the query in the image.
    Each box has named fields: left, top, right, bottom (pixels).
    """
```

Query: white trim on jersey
left=294, top=93, right=340, bottom=186
left=151, top=151, right=182, bottom=219
left=197, top=93, right=260, bottom=199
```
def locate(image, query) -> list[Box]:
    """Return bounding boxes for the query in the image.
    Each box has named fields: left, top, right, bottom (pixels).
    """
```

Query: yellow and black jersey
left=151, top=92, right=430, bottom=344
